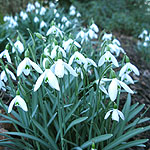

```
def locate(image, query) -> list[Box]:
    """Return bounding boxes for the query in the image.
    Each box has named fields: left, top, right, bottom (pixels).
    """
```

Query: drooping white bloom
left=20, top=11, right=28, bottom=20
left=112, top=39, right=121, bottom=46
left=17, top=57, right=43, bottom=76
left=63, top=39, right=81, bottom=53
left=76, top=30, right=89, bottom=44
left=40, top=7, right=46, bottom=15
left=95, top=79, right=108, bottom=95
left=26, top=3, right=35, bottom=12
left=8, top=95, right=28, bottom=113
left=51, top=45, right=66, bottom=59
left=61, top=16, right=68, bottom=22
left=1, top=68, right=16, bottom=82
left=102, top=33, right=112, bottom=41
left=69, top=5, right=76, bottom=16
left=69, top=51, right=87, bottom=65
left=35, top=1, right=40, bottom=8
left=12, top=40, right=24, bottom=54
left=8, top=16, right=18, bottom=28
left=119, top=62, right=140, bottom=77
left=0, top=78, right=6, bottom=91
left=108, top=78, right=134, bottom=101
left=0, top=49, right=12, bottom=63
left=84, top=58, right=97, bottom=70
left=55, top=13, right=60, bottom=18
left=34, top=69, right=60, bottom=91
left=98, top=51, right=119, bottom=67
left=51, top=59, right=78, bottom=78
left=87, top=29, right=98, bottom=39
left=40, top=20, right=47, bottom=29
left=90, top=23, right=99, bottom=33
left=46, top=25, right=63, bottom=37
left=34, top=16, right=39, bottom=23
left=3, top=16, right=10, bottom=22
left=49, top=2, right=55, bottom=8
left=138, top=30, right=148, bottom=39
left=104, top=108, right=125, bottom=122
left=44, top=44, right=51, bottom=56
left=121, top=73, right=134, bottom=84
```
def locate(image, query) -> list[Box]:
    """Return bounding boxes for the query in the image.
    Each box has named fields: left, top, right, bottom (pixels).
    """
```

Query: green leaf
left=80, top=134, right=113, bottom=149
left=103, top=126, right=150, bottom=150
left=65, top=117, right=88, bottom=134
left=115, top=139, right=149, bottom=150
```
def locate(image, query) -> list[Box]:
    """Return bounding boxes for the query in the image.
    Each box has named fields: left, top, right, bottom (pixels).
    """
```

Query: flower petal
left=17, top=58, right=27, bottom=76
left=8, top=97, right=16, bottom=113
left=119, top=65, right=127, bottom=76
left=130, top=63, right=140, bottom=76
left=55, top=60, right=64, bottom=78
left=117, top=110, right=125, bottom=120
left=6, top=69, right=16, bottom=80
left=104, top=110, right=113, bottom=120
left=34, top=72, right=45, bottom=91
left=112, top=109, right=119, bottom=122
left=16, top=95, right=28, bottom=111
left=98, top=55, right=105, bottom=67
left=108, top=79, right=118, bottom=101
left=119, top=80, right=134, bottom=94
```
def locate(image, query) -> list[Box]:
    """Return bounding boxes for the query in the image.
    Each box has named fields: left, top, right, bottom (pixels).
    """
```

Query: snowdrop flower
left=40, top=7, right=46, bottom=15
left=119, top=62, right=140, bottom=77
left=112, top=39, right=121, bottom=46
left=98, top=51, right=119, bottom=67
left=69, top=5, right=76, bottom=16
left=40, top=20, right=47, bottom=29
left=108, top=78, right=134, bottom=101
left=69, top=51, right=87, bottom=65
left=35, top=1, right=40, bottom=8
left=51, top=45, right=66, bottom=59
left=102, top=33, right=112, bottom=41
left=17, top=57, right=43, bottom=76
left=3, top=16, right=10, bottom=22
left=108, top=43, right=125, bottom=56
left=121, top=73, right=134, bottom=84
left=84, top=58, right=97, bottom=70
left=26, top=3, right=35, bottom=12
left=46, top=25, right=63, bottom=37
left=104, top=108, right=124, bottom=122
left=90, top=23, right=99, bottom=33
left=61, top=16, right=68, bottom=22
left=34, top=16, right=39, bottom=23
left=49, top=2, right=55, bottom=8
left=95, top=79, right=108, bottom=95
left=12, top=40, right=24, bottom=54
left=76, top=30, right=89, bottom=44
left=0, top=78, right=6, bottom=91
left=76, top=12, right=81, bottom=17
left=63, top=39, right=81, bottom=53
left=138, top=30, right=148, bottom=39
left=8, top=17, right=18, bottom=28
left=0, top=49, right=12, bottom=63
left=51, top=59, right=78, bottom=78
left=20, top=11, right=28, bottom=20
left=1, top=68, right=16, bottom=82
left=8, top=94, right=28, bottom=113
left=87, top=29, right=98, bottom=39
left=34, top=68, right=60, bottom=91
left=55, top=13, right=60, bottom=18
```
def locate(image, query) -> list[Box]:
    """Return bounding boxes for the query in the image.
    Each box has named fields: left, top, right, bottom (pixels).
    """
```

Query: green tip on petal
left=16, top=89, right=20, bottom=95
left=25, top=50, right=29, bottom=57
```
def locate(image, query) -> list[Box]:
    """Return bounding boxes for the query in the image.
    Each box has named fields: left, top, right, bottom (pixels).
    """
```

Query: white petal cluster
left=0, top=49, right=12, bottom=64
left=12, top=41, right=24, bottom=54
left=20, top=11, right=28, bottom=20
left=46, top=25, right=63, bottom=37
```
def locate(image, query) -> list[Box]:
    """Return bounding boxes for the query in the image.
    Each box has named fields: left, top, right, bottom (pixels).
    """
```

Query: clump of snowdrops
left=0, top=1, right=150, bottom=150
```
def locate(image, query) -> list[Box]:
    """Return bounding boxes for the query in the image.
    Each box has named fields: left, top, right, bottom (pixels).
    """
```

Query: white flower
left=69, top=51, right=87, bottom=65
left=121, top=73, right=134, bottom=84
left=0, top=79, right=6, bottom=91
left=112, top=39, right=121, bottom=46
left=138, top=30, right=148, bottom=39
left=119, top=62, right=140, bottom=77
left=49, top=2, right=55, bottom=8
left=61, top=16, right=68, bottom=22
left=76, top=30, right=89, bottom=44
left=84, top=58, right=97, bottom=70
left=87, top=29, right=98, bottom=39
left=35, top=1, right=40, bottom=8
left=0, top=49, right=12, bottom=63
left=69, top=5, right=76, bottom=16
left=44, top=44, right=51, bottom=56
left=40, top=7, right=46, bottom=15
left=95, top=79, right=108, bottom=95
left=108, top=78, right=134, bottom=101
left=63, top=39, right=81, bottom=53
left=34, top=16, right=39, bottom=23
left=76, top=12, right=81, bottom=17
left=40, top=20, right=47, bottom=29
left=51, top=59, right=78, bottom=78
left=51, top=45, right=66, bottom=59
left=46, top=25, right=63, bottom=37
left=90, top=23, right=99, bottom=33
left=55, top=13, right=60, bottom=18
left=1, top=68, right=16, bottom=82
left=17, top=57, right=43, bottom=76
left=26, top=3, right=35, bottom=12
left=8, top=95, right=28, bottom=113
left=8, top=17, right=18, bottom=28
left=20, top=11, right=28, bottom=20
left=34, top=69, right=60, bottom=91
left=98, top=51, right=119, bottom=67
left=104, top=108, right=124, bottom=122
left=12, top=41, right=24, bottom=54
left=102, top=33, right=112, bottom=41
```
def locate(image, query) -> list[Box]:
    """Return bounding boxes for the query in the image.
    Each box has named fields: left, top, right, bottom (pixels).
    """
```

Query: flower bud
left=110, top=69, right=116, bottom=78
left=35, top=32, right=46, bottom=42
left=5, top=43, right=10, bottom=50
left=125, top=55, right=130, bottom=63
left=25, top=50, right=29, bottom=57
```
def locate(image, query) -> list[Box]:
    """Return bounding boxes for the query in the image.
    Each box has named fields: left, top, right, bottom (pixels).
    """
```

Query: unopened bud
left=35, top=33, right=46, bottom=42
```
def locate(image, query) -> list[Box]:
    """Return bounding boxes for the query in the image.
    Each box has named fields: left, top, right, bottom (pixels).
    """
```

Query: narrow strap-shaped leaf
left=80, top=134, right=113, bottom=149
